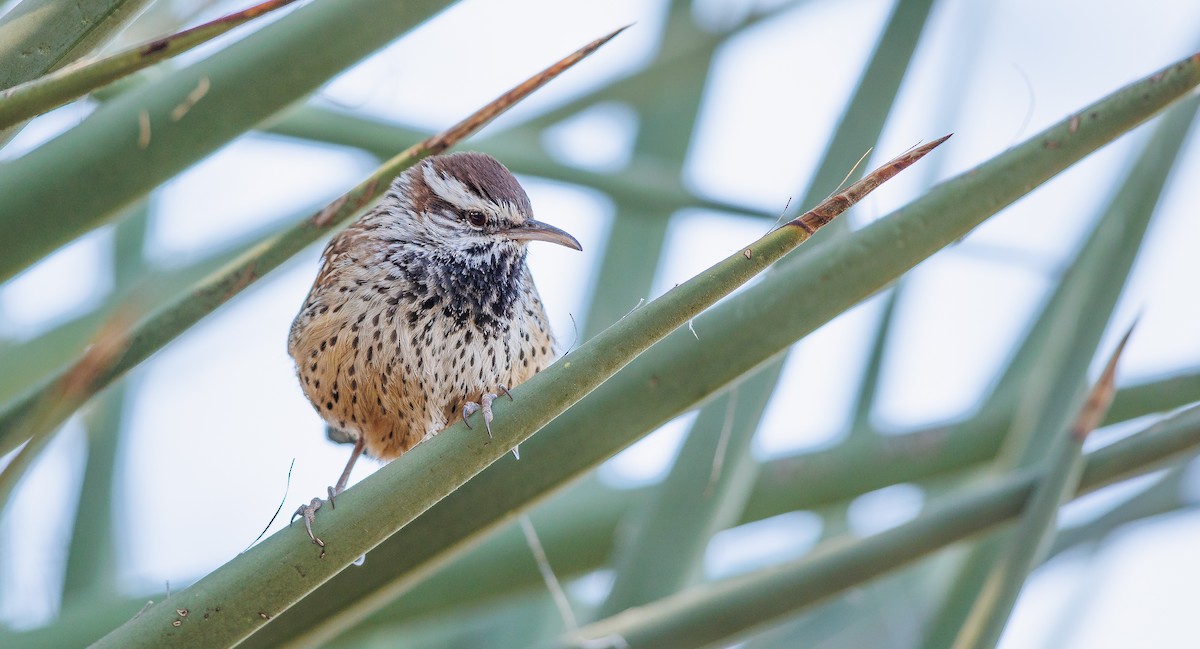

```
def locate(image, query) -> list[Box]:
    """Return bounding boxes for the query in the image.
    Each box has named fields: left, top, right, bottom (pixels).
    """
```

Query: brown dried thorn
left=140, top=0, right=301, bottom=57
left=791, top=134, right=953, bottom=234
left=1072, top=320, right=1137, bottom=440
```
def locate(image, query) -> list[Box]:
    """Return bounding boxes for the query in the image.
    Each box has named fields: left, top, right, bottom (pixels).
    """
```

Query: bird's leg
left=332, top=436, right=366, bottom=499
left=292, top=436, right=366, bottom=547
left=460, top=385, right=515, bottom=439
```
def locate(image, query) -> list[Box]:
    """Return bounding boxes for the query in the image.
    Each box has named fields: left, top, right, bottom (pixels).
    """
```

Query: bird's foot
left=291, top=485, right=338, bottom=547
left=461, top=385, right=513, bottom=438
left=462, top=386, right=520, bottom=456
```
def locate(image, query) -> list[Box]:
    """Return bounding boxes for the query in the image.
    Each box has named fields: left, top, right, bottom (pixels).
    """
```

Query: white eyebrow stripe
left=423, top=165, right=488, bottom=211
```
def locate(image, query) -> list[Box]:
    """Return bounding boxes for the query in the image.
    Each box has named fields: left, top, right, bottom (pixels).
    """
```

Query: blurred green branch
left=556, top=402, right=1200, bottom=649
left=0, top=0, right=152, bottom=90
left=0, top=0, right=301, bottom=129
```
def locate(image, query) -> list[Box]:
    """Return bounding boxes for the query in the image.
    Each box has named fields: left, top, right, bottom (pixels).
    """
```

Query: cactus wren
left=288, top=151, right=580, bottom=545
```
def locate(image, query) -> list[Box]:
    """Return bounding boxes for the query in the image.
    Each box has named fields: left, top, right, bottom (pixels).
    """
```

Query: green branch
left=950, top=327, right=1131, bottom=649
left=556, top=403, right=1200, bottom=649
left=0, top=0, right=152, bottom=90
left=0, top=0, right=302, bottom=129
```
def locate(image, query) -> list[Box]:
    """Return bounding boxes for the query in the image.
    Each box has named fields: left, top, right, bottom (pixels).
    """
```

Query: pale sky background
left=2, top=0, right=1200, bottom=646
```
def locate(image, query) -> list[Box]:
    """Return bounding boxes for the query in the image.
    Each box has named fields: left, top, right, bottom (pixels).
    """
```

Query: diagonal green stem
left=553, top=403, right=1200, bottom=649
left=949, top=329, right=1130, bottom=649
left=0, top=0, right=152, bottom=89
left=0, top=0, right=301, bottom=129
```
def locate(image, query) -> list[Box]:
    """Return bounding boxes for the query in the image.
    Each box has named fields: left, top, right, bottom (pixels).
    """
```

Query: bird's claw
left=461, top=398, right=494, bottom=437
left=292, top=497, right=327, bottom=547
left=290, top=485, right=339, bottom=547
left=460, top=386, right=512, bottom=439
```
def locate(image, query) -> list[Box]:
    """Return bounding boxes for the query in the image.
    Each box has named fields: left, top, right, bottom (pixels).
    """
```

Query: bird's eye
left=463, top=210, right=488, bottom=228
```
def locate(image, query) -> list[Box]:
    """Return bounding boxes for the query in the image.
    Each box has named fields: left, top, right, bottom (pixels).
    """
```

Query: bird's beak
left=504, top=219, right=582, bottom=251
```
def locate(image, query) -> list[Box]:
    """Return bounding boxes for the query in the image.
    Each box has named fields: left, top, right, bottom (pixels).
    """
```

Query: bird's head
left=384, top=151, right=581, bottom=261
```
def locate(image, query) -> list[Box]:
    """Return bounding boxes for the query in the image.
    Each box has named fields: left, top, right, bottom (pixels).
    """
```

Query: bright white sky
left=2, top=0, right=1200, bottom=646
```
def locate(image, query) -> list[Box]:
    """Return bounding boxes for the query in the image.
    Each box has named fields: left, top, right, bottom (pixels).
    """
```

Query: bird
left=287, top=151, right=581, bottom=546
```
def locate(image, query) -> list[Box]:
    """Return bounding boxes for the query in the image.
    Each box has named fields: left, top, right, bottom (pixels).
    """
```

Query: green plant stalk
left=91, top=123, right=945, bottom=649
left=0, top=0, right=300, bottom=129
left=990, top=94, right=1200, bottom=409
left=743, top=368, right=1199, bottom=518
left=80, top=378, right=1105, bottom=645
left=924, top=92, right=1200, bottom=647
left=0, top=0, right=153, bottom=89
left=0, top=28, right=622, bottom=460
left=1048, top=465, right=1191, bottom=560
left=950, top=330, right=1129, bottom=649
left=0, top=0, right=459, bottom=284
left=557, top=401, right=1197, bottom=649
left=849, top=286, right=902, bottom=436
left=6, top=310, right=1186, bottom=641
left=597, top=371, right=776, bottom=617
left=63, top=384, right=127, bottom=604
left=243, top=54, right=1200, bottom=648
